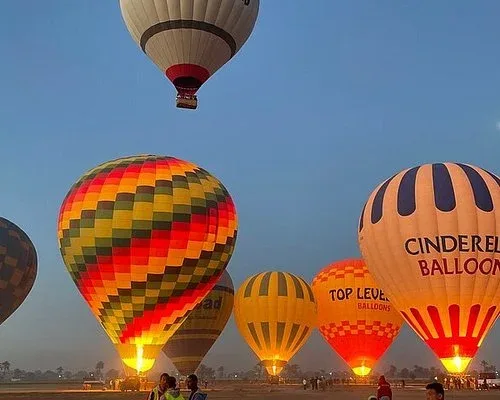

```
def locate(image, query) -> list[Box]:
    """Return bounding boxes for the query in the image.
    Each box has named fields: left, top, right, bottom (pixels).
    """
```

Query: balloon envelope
left=0, top=217, right=37, bottom=325
left=312, top=259, right=403, bottom=377
left=58, top=155, right=238, bottom=374
left=119, top=0, right=260, bottom=108
left=163, top=270, right=234, bottom=376
left=358, top=162, right=499, bottom=374
left=234, top=271, right=317, bottom=376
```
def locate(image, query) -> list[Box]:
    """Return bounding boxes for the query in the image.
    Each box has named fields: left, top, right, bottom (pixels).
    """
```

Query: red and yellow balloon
left=359, top=162, right=499, bottom=374
left=312, top=259, right=403, bottom=377
left=57, top=155, right=238, bottom=374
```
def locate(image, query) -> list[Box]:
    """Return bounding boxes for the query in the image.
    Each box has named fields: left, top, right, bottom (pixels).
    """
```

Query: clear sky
left=0, top=1, right=498, bottom=374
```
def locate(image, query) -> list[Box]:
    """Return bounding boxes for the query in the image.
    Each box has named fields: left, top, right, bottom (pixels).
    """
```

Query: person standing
left=164, top=376, right=184, bottom=400
left=148, top=373, right=169, bottom=400
left=187, top=374, right=207, bottom=400
left=302, top=378, right=307, bottom=390
left=377, top=375, right=392, bottom=400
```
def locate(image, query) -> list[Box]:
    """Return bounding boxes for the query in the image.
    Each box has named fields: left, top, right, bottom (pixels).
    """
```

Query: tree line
left=0, top=359, right=497, bottom=383
left=0, top=360, right=120, bottom=382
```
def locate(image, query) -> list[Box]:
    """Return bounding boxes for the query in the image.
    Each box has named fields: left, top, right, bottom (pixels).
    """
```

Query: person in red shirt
left=377, top=375, right=392, bottom=400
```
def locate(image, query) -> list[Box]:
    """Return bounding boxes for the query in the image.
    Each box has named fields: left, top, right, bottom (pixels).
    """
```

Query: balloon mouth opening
left=174, top=77, right=202, bottom=91
left=440, top=356, right=472, bottom=374
left=352, top=366, right=372, bottom=377
left=117, top=343, right=160, bottom=375
left=262, top=359, right=287, bottom=376
left=166, top=64, right=210, bottom=96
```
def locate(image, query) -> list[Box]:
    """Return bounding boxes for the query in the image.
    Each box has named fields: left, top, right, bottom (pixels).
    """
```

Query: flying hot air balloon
left=358, top=162, right=499, bottom=374
left=234, top=271, right=317, bottom=376
left=312, top=259, right=404, bottom=377
left=57, top=155, right=238, bottom=375
left=0, top=217, right=37, bottom=326
left=163, top=270, right=234, bottom=376
left=119, top=0, right=260, bottom=110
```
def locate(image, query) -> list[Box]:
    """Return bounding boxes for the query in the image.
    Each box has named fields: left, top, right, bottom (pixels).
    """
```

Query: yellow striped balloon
left=163, top=270, right=234, bottom=376
left=233, top=271, right=317, bottom=376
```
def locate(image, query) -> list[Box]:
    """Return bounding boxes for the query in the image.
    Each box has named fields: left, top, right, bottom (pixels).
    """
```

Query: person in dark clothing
left=187, top=374, right=207, bottom=400
left=148, top=373, right=169, bottom=400
left=426, top=382, right=445, bottom=400
left=377, top=375, right=392, bottom=400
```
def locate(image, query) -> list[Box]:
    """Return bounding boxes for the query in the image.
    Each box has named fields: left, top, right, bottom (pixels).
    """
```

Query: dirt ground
left=0, top=383, right=498, bottom=400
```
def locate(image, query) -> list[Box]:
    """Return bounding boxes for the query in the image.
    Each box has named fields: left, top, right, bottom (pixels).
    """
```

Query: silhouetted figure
left=426, top=382, right=445, bottom=399
left=187, top=374, right=207, bottom=400
left=377, top=375, right=392, bottom=400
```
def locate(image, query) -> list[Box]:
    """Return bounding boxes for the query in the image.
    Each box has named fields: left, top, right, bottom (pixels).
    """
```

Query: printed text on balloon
left=328, top=288, right=390, bottom=302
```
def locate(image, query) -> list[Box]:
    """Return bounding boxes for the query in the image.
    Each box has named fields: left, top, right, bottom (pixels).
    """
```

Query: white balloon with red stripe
left=119, top=0, right=259, bottom=109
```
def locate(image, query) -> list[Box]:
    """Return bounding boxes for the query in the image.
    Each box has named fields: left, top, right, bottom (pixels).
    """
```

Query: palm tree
left=95, top=361, right=104, bottom=379
left=1, top=361, right=10, bottom=377
left=480, top=360, right=489, bottom=372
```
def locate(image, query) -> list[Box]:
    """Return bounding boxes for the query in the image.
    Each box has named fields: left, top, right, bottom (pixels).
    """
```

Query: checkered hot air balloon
left=163, top=270, right=234, bottom=376
left=359, top=162, right=499, bottom=374
left=119, top=0, right=260, bottom=109
left=0, top=217, right=37, bottom=326
left=312, top=259, right=404, bottom=377
left=234, top=271, right=317, bottom=376
left=57, top=155, right=238, bottom=374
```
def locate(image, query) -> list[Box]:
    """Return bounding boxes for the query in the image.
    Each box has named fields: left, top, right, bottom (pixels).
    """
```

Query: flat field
left=0, top=382, right=497, bottom=400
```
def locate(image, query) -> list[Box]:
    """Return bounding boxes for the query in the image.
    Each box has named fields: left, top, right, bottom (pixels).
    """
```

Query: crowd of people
left=443, top=375, right=491, bottom=390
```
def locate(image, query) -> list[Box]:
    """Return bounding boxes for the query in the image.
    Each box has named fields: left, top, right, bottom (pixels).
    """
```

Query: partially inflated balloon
left=234, top=271, right=316, bottom=376
left=0, top=217, right=37, bottom=325
left=359, top=162, right=499, bottom=374
left=312, top=259, right=403, bottom=377
left=119, top=0, right=260, bottom=109
left=163, top=270, right=234, bottom=376
left=58, top=155, right=237, bottom=374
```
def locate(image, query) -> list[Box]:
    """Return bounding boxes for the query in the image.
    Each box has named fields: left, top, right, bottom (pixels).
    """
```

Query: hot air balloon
left=119, top=0, right=260, bottom=110
left=358, top=162, right=499, bottom=374
left=0, top=217, right=37, bottom=326
left=57, top=154, right=238, bottom=374
left=233, top=271, right=316, bottom=376
left=312, top=259, right=403, bottom=377
left=163, top=270, right=234, bottom=376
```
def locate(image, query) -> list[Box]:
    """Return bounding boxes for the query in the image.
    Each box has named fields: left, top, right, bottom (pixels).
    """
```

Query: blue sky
left=0, top=1, right=498, bottom=373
